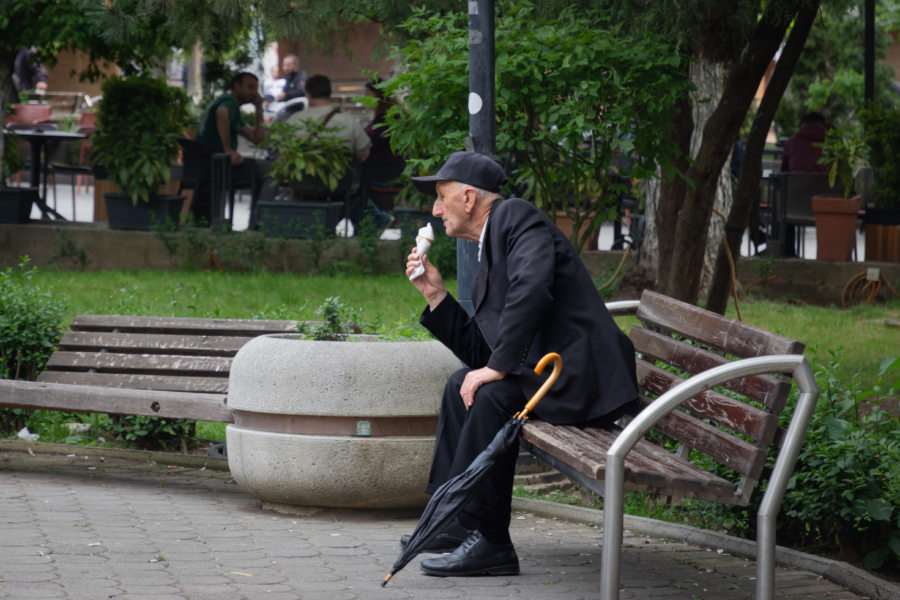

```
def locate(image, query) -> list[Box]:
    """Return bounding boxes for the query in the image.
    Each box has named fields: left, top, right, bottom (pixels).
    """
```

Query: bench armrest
left=600, top=354, right=819, bottom=600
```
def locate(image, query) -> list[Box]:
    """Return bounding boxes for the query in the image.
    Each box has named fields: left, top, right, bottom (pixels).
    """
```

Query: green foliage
left=0, top=258, right=67, bottom=381
left=381, top=1, right=690, bottom=251
left=859, top=105, right=900, bottom=208
left=782, top=353, right=900, bottom=570
left=818, top=123, right=867, bottom=198
left=109, top=414, right=196, bottom=452
left=91, top=75, right=190, bottom=204
left=775, top=4, right=899, bottom=136
left=266, top=119, right=353, bottom=194
left=298, top=296, right=354, bottom=340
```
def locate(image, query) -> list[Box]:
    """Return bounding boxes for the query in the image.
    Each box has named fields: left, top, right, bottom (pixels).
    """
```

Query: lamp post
left=457, top=0, right=496, bottom=315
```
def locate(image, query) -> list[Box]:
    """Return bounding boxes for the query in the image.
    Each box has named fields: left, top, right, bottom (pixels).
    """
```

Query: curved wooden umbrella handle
left=516, top=352, right=562, bottom=420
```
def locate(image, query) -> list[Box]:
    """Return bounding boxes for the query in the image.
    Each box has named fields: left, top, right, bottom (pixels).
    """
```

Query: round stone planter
left=226, top=334, right=460, bottom=510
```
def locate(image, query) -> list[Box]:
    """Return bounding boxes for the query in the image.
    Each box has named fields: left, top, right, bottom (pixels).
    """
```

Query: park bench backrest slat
left=44, top=352, right=232, bottom=377
left=57, top=332, right=249, bottom=357
left=636, top=360, right=778, bottom=443
left=70, top=314, right=301, bottom=336
left=635, top=290, right=805, bottom=359
left=629, top=327, right=792, bottom=412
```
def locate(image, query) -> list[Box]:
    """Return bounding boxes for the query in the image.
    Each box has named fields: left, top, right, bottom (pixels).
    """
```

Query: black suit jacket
left=283, top=69, right=307, bottom=100
left=422, top=197, right=638, bottom=425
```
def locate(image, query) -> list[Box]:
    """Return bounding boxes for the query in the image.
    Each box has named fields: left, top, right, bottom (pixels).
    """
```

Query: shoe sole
left=420, top=563, right=520, bottom=577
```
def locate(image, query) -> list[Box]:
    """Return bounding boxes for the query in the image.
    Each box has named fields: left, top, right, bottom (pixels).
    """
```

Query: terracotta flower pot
left=811, top=194, right=861, bottom=262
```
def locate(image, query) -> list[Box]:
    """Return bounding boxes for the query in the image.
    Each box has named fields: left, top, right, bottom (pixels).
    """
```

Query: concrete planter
left=226, top=334, right=460, bottom=510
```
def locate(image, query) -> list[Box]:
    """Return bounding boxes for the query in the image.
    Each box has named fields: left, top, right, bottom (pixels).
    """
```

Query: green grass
left=19, top=268, right=899, bottom=444
left=28, top=267, right=898, bottom=386
left=30, top=269, right=454, bottom=337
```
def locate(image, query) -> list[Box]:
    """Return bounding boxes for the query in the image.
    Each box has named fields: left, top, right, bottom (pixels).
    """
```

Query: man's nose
left=432, top=201, right=442, bottom=217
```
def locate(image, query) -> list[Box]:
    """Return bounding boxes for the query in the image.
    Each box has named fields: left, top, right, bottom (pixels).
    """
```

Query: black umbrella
left=381, top=352, right=562, bottom=587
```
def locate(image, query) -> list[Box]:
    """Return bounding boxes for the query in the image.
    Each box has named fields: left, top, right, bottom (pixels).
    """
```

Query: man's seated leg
left=415, top=369, right=523, bottom=576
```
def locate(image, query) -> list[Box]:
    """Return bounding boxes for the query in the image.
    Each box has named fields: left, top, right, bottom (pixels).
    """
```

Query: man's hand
left=460, top=367, right=507, bottom=409
left=227, top=149, right=244, bottom=166
left=406, top=248, right=447, bottom=309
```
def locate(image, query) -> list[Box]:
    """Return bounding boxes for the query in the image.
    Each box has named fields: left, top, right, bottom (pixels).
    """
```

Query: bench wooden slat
left=70, top=314, right=301, bottom=336
left=37, top=371, right=228, bottom=393
left=57, top=332, right=248, bottom=357
left=636, top=359, right=779, bottom=444
left=636, top=290, right=805, bottom=359
left=521, top=421, right=738, bottom=503
left=0, top=379, right=232, bottom=422
left=44, top=351, right=232, bottom=376
left=630, top=327, right=792, bottom=411
left=635, top=395, right=766, bottom=479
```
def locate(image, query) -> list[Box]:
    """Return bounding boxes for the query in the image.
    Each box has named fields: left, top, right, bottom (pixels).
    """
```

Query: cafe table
left=4, top=127, right=86, bottom=220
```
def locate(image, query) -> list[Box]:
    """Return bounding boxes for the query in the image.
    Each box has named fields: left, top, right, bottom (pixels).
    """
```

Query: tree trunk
left=644, top=92, right=692, bottom=286
left=705, top=2, right=820, bottom=315
left=689, top=59, right=735, bottom=300
left=661, top=0, right=802, bottom=304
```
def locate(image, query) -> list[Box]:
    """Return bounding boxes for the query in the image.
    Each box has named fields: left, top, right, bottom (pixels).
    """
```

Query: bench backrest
left=36, top=315, right=301, bottom=395
left=629, top=290, right=804, bottom=500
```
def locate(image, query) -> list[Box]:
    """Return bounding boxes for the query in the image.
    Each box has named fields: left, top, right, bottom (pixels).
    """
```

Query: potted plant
left=0, top=133, right=35, bottom=224
left=255, top=119, right=352, bottom=238
left=811, top=123, right=866, bottom=261
left=90, top=75, right=190, bottom=230
left=860, top=105, right=900, bottom=262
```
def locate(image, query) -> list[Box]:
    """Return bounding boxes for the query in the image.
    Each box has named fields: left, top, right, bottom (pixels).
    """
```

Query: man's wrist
left=426, top=289, right=448, bottom=310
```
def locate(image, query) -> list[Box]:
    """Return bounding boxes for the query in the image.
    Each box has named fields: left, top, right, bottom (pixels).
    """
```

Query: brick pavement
left=0, top=448, right=891, bottom=600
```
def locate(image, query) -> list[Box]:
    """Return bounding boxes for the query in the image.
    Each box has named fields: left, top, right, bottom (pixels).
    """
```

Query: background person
left=403, top=151, right=639, bottom=578
left=13, top=47, right=48, bottom=100
left=778, top=111, right=831, bottom=256
left=194, top=72, right=273, bottom=224
left=277, top=54, right=306, bottom=101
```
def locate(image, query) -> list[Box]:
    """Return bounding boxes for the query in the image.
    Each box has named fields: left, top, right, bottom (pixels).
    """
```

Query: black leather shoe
left=399, top=518, right=472, bottom=553
left=420, top=530, right=519, bottom=577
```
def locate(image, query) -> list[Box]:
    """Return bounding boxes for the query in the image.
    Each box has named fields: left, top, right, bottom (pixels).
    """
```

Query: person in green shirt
left=194, top=72, right=271, bottom=226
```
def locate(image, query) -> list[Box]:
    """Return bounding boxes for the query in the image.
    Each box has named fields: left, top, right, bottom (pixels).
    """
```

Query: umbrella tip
left=381, top=573, right=392, bottom=587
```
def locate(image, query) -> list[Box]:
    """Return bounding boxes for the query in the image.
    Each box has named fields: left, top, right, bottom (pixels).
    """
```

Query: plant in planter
left=811, top=123, right=866, bottom=261
left=224, top=296, right=461, bottom=509
left=860, top=105, right=900, bottom=262
left=91, top=75, right=190, bottom=230
left=256, top=119, right=352, bottom=238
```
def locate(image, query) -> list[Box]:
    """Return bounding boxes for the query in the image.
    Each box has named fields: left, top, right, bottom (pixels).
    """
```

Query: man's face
left=433, top=181, right=470, bottom=239
left=234, top=77, right=259, bottom=104
left=281, top=57, right=296, bottom=75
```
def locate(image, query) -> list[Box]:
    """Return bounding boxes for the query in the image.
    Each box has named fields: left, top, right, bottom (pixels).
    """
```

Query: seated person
left=287, top=74, right=391, bottom=230
left=194, top=71, right=275, bottom=225
left=277, top=55, right=307, bottom=101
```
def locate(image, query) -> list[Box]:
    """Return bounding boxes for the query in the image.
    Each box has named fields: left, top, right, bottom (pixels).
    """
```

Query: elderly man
left=404, top=152, right=639, bottom=577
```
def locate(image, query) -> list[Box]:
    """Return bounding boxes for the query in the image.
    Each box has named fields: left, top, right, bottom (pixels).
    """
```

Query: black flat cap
left=412, top=151, right=507, bottom=196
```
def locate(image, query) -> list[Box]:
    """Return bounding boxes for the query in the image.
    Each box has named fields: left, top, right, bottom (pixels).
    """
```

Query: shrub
left=781, top=354, right=900, bottom=571
left=0, top=258, right=67, bottom=381
left=109, top=414, right=196, bottom=452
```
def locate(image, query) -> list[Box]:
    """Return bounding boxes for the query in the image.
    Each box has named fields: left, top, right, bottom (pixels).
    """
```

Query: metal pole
left=458, top=0, right=496, bottom=315
left=864, top=0, right=875, bottom=104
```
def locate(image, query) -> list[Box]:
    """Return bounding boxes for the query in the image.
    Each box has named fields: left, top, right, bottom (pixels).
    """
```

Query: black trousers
left=425, top=368, right=525, bottom=542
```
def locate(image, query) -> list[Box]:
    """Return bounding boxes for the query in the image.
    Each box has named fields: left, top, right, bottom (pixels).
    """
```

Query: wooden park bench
left=520, top=289, right=819, bottom=600
left=0, top=315, right=303, bottom=423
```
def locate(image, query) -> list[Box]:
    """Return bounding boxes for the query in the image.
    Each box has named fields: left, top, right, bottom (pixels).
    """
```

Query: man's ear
left=463, top=187, right=477, bottom=213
